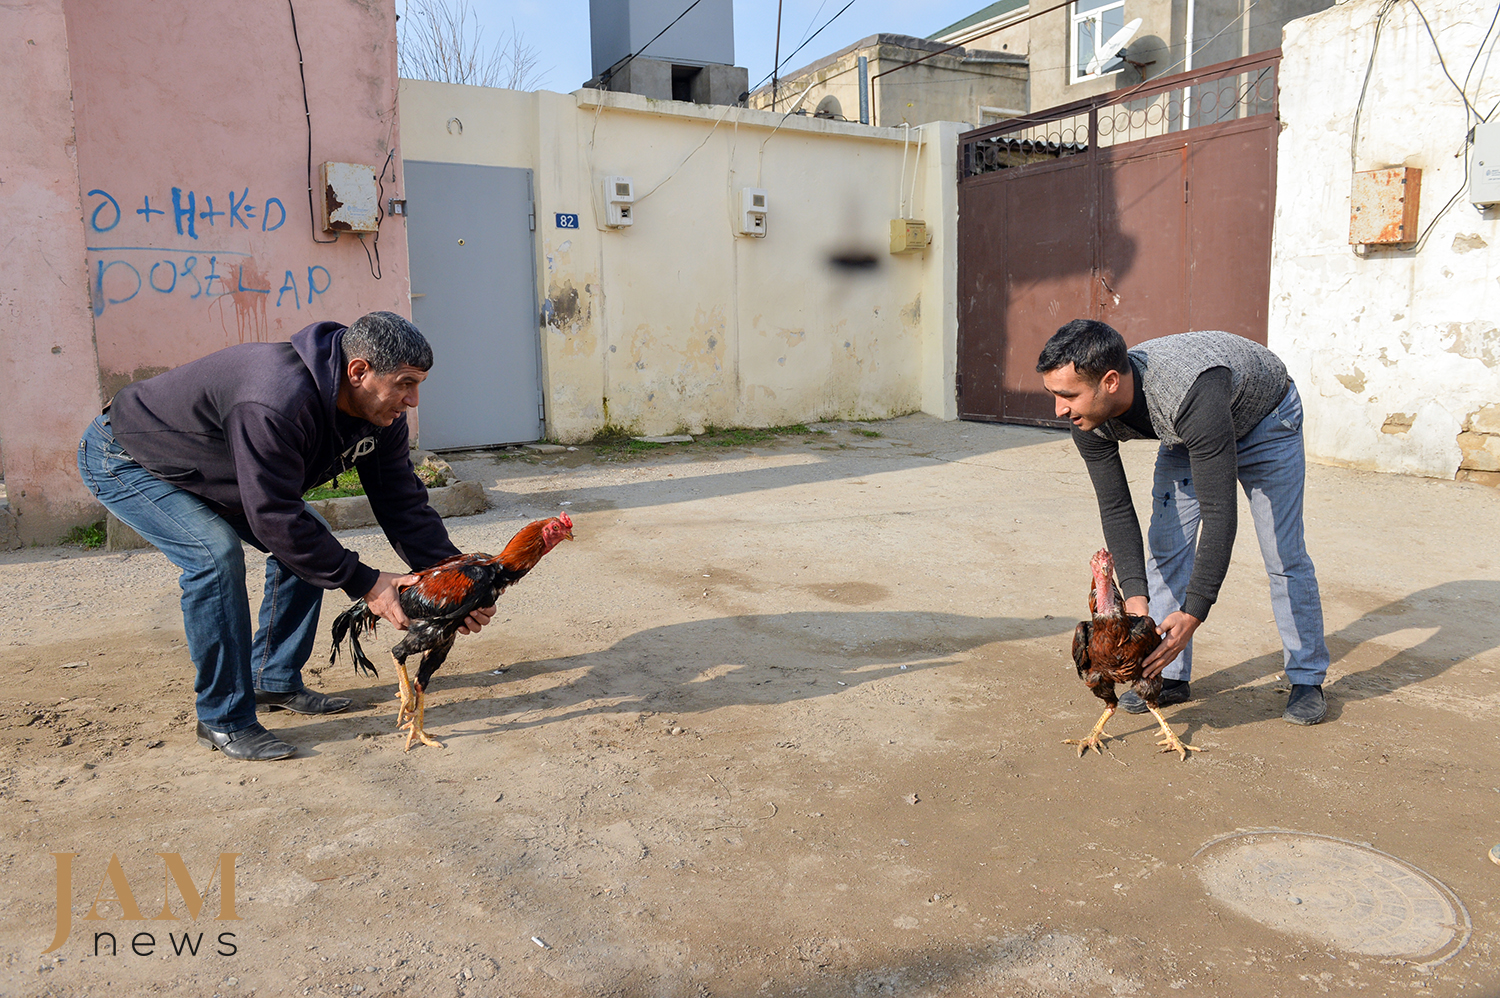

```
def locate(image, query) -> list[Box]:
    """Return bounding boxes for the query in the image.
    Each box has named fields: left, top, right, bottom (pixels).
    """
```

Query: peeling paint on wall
left=1335, top=368, right=1367, bottom=394
left=1380, top=412, right=1414, bottom=434
left=543, top=278, right=598, bottom=359
left=1443, top=322, right=1499, bottom=367
left=1457, top=403, right=1500, bottom=486
left=1451, top=233, right=1487, bottom=254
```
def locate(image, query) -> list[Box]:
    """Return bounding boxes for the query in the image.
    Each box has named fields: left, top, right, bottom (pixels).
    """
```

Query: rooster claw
left=1063, top=734, right=1111, bottom=757
left=1155, top=733, right=1205, bottom=760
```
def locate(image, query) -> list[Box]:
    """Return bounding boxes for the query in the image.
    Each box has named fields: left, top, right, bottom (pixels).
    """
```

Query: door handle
left=409, top=293, right=426, bottom=298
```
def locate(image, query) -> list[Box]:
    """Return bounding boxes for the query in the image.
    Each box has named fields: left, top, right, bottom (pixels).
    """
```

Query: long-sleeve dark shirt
left=1074, top=365, right=1236, bottom=621
left=107, top=321, right=460, bottom=598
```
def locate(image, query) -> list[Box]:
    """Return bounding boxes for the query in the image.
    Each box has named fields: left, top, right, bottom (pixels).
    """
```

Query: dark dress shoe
left=255, top=688, right=354, bottom=714
left=196, top=721, right=296, bottom=761
left=1283, top=684, right=1327, bottom=725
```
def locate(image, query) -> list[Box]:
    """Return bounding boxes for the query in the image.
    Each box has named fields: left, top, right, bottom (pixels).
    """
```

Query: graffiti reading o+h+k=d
left=84, top=187, right=333, bottom=317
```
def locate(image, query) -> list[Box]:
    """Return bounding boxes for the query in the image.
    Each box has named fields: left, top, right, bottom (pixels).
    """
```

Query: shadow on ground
left=1176, top=580, right=1500, bottom=730
left=299, top=609, right=1075, bottom=747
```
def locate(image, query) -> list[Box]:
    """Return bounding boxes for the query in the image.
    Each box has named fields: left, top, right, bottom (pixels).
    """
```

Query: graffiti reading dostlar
left=84, top=187, right=333, bottom=317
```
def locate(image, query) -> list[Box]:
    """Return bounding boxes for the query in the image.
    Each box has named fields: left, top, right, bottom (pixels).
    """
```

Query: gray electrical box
left=1471, top=120, right=1500, bottom=206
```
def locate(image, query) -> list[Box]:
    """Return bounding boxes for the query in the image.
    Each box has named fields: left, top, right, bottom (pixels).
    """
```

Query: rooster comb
left=555, top=511, right=573, bottom=528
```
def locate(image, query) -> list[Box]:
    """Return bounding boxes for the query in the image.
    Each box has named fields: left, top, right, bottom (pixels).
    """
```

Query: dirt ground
left=2, top=414, right=1498, bottom=998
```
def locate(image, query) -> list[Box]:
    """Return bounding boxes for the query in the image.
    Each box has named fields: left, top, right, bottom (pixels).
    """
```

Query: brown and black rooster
left=330, top=512, right=573, bottom=750
left=1065, top=548, right=1203, bottom=760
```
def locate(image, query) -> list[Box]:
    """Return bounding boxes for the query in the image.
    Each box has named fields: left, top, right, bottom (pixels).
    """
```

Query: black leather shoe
left=196, top=721, right=296, bottom=761
left=1283, top=684, right=1327, bottom=725
left=255, top=688, right=354, bottom=715
left=1120, top=679, right=1192, bottom=714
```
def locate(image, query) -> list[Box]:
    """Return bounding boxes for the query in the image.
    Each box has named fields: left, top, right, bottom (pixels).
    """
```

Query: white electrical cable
left=897, top=122, right=911, bottom=218
left=907, top=125, right=925, bottom=219
left=756, top=80, right=818, bottom=187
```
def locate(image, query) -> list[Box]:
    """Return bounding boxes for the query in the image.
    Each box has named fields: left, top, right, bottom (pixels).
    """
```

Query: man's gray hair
left=341, top=311, right=434, bottom=374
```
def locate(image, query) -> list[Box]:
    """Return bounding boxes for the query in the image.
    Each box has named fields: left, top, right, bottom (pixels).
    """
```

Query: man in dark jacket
left=77, top=312, right=492, bottom=760
left=1037, top=319, right=1331, bottom=725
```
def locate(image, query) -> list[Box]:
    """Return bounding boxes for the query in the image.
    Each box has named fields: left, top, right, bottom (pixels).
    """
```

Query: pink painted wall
left=0, top=0, right=411, bottom=543
left=0, top=2, right=107, bottom=544
left=64, top=0, right=412, bottom=401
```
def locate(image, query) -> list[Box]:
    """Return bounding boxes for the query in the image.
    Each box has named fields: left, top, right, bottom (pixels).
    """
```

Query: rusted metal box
left=1350, top=167, right=1422, bottom=246
left=319, top=161, right=380, bottom=233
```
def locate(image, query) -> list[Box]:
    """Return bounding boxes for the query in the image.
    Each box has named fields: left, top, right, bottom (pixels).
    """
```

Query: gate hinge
left=955, top=371, right=963, bottom=396
left=528, top=202, right=536, bottom=231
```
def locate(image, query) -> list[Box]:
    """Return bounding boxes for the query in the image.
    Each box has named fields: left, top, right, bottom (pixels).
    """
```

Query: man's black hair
left=1035, top=319, right=1129, bottom=382
left=342, top=311, right=433, bottom=374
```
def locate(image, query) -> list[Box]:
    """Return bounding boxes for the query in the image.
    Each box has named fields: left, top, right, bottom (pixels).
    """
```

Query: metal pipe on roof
left=858, top=55, right=869, bottom=124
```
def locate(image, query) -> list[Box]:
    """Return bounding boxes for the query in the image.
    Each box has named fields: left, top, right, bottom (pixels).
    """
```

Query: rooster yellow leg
left=393, top=657, right=418, bottom=727
left=402, top=687, right=445, bottom=751
left=1063, top=706, right=1116, bottom=757
left=1146, top=705, right=1205, bottom=760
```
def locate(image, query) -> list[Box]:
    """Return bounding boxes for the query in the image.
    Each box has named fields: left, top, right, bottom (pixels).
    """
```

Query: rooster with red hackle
left=1066, top=548, right=1204, bottom=760
left=330, top=512, right=573, bottom=750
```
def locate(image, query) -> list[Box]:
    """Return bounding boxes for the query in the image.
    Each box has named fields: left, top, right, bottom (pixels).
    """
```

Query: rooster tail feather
left=329, top=601, right=380, bottom=677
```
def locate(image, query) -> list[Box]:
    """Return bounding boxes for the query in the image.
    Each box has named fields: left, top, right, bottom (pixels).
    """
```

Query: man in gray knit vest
left=1037, top=319, right=1331, bottom=725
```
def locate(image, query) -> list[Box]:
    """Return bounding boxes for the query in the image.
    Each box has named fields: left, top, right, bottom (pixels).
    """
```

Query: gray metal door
left=404, top=161, right=542, bottom=449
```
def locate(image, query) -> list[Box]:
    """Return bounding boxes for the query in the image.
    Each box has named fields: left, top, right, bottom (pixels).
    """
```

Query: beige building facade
left=933, top=0, right=1333, bottom=114
left=748, top=34, right=1027, bottom=129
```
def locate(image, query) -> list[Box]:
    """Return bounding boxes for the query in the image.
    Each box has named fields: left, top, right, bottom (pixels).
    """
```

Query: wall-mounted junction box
left=740, top=188, right=767, bottom=236
left=890, top=218, right=928, bottom=253
left=319, top=162, right=380, bottom=233
left=1349, top=167, right=1421, bottom=246
left=1471, top=120, right=1500, bottom=206
left=604, top=175, right=635, bottom=227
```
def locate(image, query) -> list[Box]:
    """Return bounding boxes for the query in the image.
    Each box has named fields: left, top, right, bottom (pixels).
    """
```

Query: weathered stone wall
left=1270, top=0, right=1500, bottom=484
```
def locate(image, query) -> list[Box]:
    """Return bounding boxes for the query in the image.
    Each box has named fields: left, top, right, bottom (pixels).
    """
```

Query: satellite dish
left=1086, top=17, right=1142, bottom=76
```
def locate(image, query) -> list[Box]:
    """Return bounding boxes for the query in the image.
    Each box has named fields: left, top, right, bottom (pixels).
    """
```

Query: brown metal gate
left=956, top=51, right=1281, bottom=426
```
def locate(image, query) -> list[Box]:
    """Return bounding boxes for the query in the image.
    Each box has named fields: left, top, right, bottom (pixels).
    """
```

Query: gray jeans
left=1146, top=380, right=1330, bottom=686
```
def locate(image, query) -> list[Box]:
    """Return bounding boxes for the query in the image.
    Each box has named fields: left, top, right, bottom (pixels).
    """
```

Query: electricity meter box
left=1349, top=168, right=1421, bottom=246
left=740, top=188, right=767, bottom=237
left=604, top=176, right=634, bottom=227
left=319, top=162, right=380, bottom=233
left=1471, top=121, right=1500, bottom=207
left=890, top=218, right=928, bottom=253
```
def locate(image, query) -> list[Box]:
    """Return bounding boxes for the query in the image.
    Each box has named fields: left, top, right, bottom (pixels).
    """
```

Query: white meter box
left=604, top=176, right=634, bottom=227
left=1471, top=121, right=1500, bottom=206
left=740, top=188, right=767, bottom=237
left=319, top=162, right=380, bottom=233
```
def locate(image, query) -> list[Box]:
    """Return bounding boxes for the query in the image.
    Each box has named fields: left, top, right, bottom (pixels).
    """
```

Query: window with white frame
left=1071, top=0, right=1126, bottom=84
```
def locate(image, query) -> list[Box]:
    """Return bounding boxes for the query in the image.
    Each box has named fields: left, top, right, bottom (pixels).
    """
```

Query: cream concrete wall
left=400, top=81, right=961, bottom=441
left=0, top=0, right=412, bottom=541
left=1269, top=0, right=1500, bottom=481
left=0, top=1, right=105, bottom=544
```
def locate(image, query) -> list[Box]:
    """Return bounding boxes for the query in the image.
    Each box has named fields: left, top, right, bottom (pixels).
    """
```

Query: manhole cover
left=1195, top=829, right=1470, bottom=966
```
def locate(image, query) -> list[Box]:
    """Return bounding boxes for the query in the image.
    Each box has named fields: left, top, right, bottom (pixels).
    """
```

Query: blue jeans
left=1145, top=380, right=1330, bottom=686
left=77, top=414, right=326, bottom=731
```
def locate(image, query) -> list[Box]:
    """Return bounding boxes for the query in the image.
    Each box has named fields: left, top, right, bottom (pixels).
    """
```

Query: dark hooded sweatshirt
left=107, top=321, right=460, bottom=599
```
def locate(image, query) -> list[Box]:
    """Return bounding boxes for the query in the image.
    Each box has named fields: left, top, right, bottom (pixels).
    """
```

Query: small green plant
left=62, top=521, right=107, bottom=549
left=586, top=423, right=665, bottom=460
left=702, top=424, right=810, bottom=447
left=415, top=458, right=450, bottom=489
left=856, top=429, right=882, bottom=438
left=304, top=469, right=364, bottom=502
